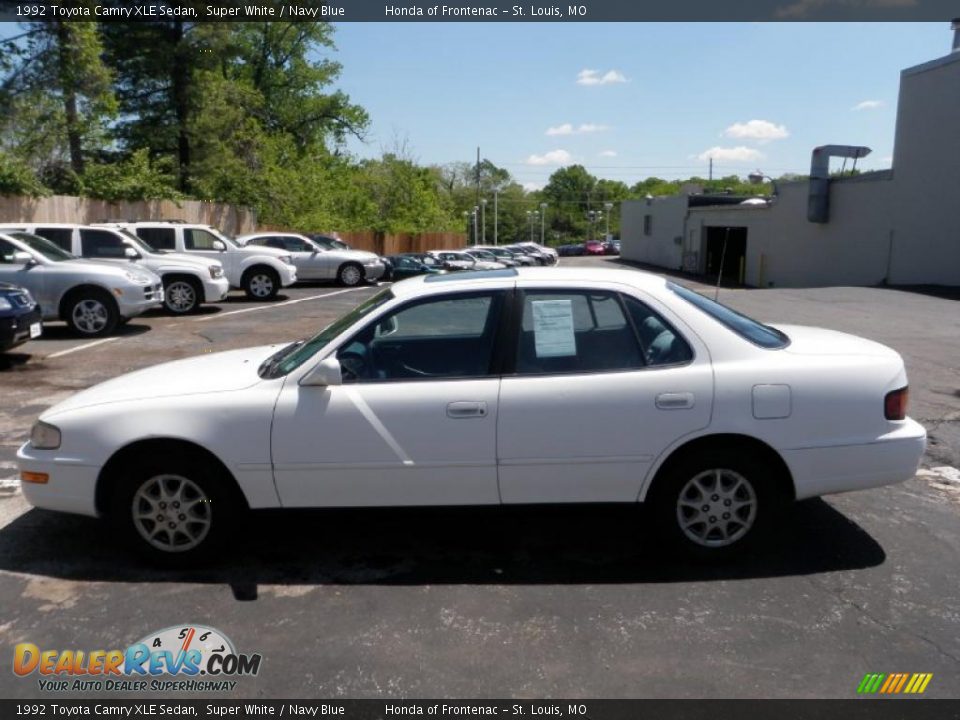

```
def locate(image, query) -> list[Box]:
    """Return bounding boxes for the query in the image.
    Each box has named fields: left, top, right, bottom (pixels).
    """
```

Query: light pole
left=529, top=211, right=539, bottom=242
left=480, top=198, right=487, bottom=245
left=539, top=202, right=547, bottom=245
left=603, top=202, right=613, bottom=240
left=472, top=207, right=478, bottom=245
left=493, top=190, right=498, bottom=246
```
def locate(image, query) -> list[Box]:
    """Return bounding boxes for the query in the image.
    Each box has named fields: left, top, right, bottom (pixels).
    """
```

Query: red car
left=584, top=240, right=606, bottom=255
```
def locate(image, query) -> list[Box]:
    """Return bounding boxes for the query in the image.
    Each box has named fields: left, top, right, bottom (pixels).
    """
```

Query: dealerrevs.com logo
left=13, top=624, right=262, bottom=692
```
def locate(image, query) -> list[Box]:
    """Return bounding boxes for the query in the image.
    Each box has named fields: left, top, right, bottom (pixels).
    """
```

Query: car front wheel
left=163, top=277, right=201, bottom=314
left=242, top=267, right=280, bottom=300
left=64, top=290, right=119, bottom=337
left=110, top=454, right=239, bottom=565
left=337, top=262, right=364, bottom=287
left=650, top=450, right=782, bottom=559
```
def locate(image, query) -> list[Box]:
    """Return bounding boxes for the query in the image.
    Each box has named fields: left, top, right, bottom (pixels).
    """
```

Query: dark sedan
left=0, top=282, right=42, bottom=351
left=383, top=254, right=445, bottom=281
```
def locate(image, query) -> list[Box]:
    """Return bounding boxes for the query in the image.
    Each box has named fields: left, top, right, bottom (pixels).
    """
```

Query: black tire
left=109, top=452, right=241, bottom=566
left=337, top=262, right=364, bottom=287
left=242, top=266, right=280, bottom=300
left=63, top=288, right=119, bottom=337
left=648, top=449, right=785, bottom=561
left=163, top=276, right=203, bottom=314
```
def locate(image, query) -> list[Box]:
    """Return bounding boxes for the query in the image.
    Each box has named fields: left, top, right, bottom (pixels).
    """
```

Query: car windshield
left=8, top=232, right=75, bottom=261
left=669, top=283, right=790, bottom=349
left=260, top=288, right=395, bottom=378
left=117, top=228, right=156, bottom=254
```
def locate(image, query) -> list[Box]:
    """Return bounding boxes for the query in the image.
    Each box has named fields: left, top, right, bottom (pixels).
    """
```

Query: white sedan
left=18, top=267, right=926, bottom=564
left=237, top=232, right=385, bottom=286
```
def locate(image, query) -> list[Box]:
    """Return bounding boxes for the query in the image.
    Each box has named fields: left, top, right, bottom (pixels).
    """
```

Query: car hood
left=773, top=324, right=900, bottom=359
left=54, top=259, right=159, bottom=283
left=237, top=245, right=289, bottom=258
left=42, top=344, right=280, bottom=419
left=148, top=251, right=221, bottom=269
left=320, top=249, right=380, bottom=263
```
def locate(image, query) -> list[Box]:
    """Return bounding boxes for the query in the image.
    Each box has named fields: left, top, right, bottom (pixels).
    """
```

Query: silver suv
left=0, top=231, right=163, bottom=336
left=111, top=222, right=297, bottom=300
left=1, top=223, right=229, bottom=315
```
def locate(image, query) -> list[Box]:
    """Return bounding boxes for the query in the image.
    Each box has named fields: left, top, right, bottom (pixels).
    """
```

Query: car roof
left=388, top=266, right=668, bottom=299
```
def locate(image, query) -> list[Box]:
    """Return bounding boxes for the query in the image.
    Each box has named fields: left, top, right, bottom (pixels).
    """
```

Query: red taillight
left=885, top=386, right=909, bottom=420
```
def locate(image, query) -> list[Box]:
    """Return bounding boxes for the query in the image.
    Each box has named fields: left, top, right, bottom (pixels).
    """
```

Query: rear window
left=136, top=227, right=176, bottom=251
left=669, top=283, right=789, bottom=349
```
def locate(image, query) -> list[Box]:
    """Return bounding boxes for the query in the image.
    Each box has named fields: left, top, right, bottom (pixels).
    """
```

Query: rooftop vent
left=807, top=145, right=871, bottom=223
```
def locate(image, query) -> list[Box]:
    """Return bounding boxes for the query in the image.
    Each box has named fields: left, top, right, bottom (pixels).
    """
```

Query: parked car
left=17, top=266, right=925, bottom=564
left=464, top=247, right=519, bottom=267
left=603, top=240, right=621, bottom=255
left=0, top=231, right=163, bottom=337
left=506, top=242, right=559, bottom=265
left=0, top=282, right=42, bottom=351
left=237, top=232, right=385, bottom=287
left=0, top=223, right=229, bottom=315
left=111, top=222, right=296, bottom=300
left=557, top=243, right=586, bottom=257
left=382, top=255, right=445, bottom=281
left=429, top=251, right=504, bottom=271
left=584, top=240, right=606, bottom=256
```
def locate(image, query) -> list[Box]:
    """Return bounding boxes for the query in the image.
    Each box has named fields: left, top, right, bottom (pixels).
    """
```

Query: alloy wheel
left=72, top=299, right=109, bottom=334
left=132, top=474, right=212, bottom=553
left=676, top=468, right=757, bottom=548
left=166, top=281, right=197, bottom=313
left=248, top=274, right=275, bottom=298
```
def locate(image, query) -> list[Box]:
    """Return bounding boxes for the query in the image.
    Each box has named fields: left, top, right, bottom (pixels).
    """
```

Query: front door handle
left=656, top=392, right=695, bottom=410
left=447, top=401, right=488, bottom=419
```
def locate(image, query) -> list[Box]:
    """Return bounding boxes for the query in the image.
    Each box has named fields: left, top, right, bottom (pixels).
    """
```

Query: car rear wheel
left=242, top=267, right=279, bottom=300
left=650, top=450, right=782, bottom=560
left=110, top=453, right=239, bottom=565
left=163, top=277, right=201, bottom=314
left=337, top=262, right=364, bottom=287
left=64, top=290, right=118, bottom=337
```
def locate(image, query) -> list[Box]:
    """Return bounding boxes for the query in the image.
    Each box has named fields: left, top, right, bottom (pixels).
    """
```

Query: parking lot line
left=45, top=337, right=120, bottom=359
left=192, top=287, right=368, bottom=323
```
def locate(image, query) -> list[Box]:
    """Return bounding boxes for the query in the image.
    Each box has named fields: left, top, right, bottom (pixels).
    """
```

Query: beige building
left=621, top=24, right=960, bottom=288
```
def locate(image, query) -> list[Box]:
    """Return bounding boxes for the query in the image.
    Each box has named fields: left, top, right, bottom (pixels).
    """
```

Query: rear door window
left=136, top=227, right=176, bottom=251
left=34, top=227, right=73, bottom=252
left=80, top=229, right=127, bottom=258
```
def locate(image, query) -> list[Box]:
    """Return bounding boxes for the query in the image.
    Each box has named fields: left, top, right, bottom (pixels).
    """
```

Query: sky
left=331, top=22, right=949, bottom=189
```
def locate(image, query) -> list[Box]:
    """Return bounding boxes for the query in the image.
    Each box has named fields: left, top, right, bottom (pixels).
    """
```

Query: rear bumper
left=784, top=418, right=927, bottom=500
left=363, top=261, right=386, bottom=281
left=17, top=442, right=100, bottom=517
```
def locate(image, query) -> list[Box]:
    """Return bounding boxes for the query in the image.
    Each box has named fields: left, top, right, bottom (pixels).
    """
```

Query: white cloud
left=526, top=149, right=573, bottom=166
left=522, top=181, right=546, bottom=192
left=599, top=150, right=618, bottom=157
left=697, top=146, right=765, bottom=163
left=853, top=100, right=884, bottom=111
left=576, top=69, right=628, bottom=86
left=723, top=119, right=789, bottom=143
left=545, top=123, right=609, bottom=136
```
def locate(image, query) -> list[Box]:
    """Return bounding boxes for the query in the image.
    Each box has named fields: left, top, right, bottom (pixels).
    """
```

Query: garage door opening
left=705, top=227, right=747, bottom=284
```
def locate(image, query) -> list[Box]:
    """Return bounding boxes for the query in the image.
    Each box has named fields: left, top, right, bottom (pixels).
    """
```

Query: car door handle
left=447, top=401, right=488, bottom=419
left=656, top=392, right=695, bottom=410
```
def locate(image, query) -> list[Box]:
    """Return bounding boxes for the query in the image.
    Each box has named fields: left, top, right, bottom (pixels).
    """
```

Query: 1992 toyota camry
left=18, top=267, right=926, bottom=563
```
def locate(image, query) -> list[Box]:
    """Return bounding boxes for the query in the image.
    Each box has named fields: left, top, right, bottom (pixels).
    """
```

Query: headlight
left=31, top=421, right=61, bottom=450
left=209, top=266, right=224, bottom=279
left=124, top=271, right=151, bottom=284
left=0, top=296, right=11, bottom=311
left=281, top=255, right=294, bottom=265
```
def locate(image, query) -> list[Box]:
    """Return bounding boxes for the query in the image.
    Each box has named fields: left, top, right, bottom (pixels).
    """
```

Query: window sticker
left=532, top=299, right=577, bottom=358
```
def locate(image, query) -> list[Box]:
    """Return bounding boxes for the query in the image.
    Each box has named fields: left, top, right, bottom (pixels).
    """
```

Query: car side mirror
left=375, top=316, right=398, bottom=338
left=212, top=240, right=226, bottom=252
left=124, top=247, right=140, bottom=260
left=12, top=251, right=35, bottom=266
left=300, top=356, right=342, bottom=387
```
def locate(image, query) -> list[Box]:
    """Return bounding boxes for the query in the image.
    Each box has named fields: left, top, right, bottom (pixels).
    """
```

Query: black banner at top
left=0, top=0, right=958, bottom=22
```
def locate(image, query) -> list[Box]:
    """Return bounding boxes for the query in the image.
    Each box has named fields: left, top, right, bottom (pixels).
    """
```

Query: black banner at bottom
left=3, top=700, right=960, bottom=720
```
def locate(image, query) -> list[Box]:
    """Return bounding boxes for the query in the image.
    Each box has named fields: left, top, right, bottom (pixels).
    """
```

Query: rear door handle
left=656, top=392, right=694, bottom=410
left=447, top=401, right=488, bottom=419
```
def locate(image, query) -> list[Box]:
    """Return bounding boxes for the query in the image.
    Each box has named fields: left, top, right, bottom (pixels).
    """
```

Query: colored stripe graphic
left=857, top=672, right=932, bottom=694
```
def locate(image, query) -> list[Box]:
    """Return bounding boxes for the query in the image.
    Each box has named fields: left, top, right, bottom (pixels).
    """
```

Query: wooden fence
left=335, top=231, right=467, bottom=255
left=0, top=195, right=257, bottom=236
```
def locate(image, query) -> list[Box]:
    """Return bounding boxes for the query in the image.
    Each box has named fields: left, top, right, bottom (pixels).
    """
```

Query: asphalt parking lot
left=0, top=257, right=958, bottom=699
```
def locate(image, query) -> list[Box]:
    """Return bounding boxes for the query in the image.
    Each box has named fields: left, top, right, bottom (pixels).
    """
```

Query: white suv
left=112, top=222, right=297, bottom=300
left=1, top=223, right=230, bottom=315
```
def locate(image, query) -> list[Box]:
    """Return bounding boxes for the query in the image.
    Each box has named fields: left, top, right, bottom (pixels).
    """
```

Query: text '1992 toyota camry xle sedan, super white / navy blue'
left=17, top=267, right=926, bottom=564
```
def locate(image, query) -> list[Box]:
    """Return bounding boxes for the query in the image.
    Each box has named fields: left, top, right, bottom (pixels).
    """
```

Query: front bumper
left=784, top=418, right=928, bottom=500
left=0, top=306, right=42, bottom=350
left=202, top=276, right=231, bottom=303
left=116, top=283, right=164, bottom=319
left=278, top=264, right=298, bottom=287
left=363, top=261, right=386, bottom=281
left=17, top=442, right=100, bottom=517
